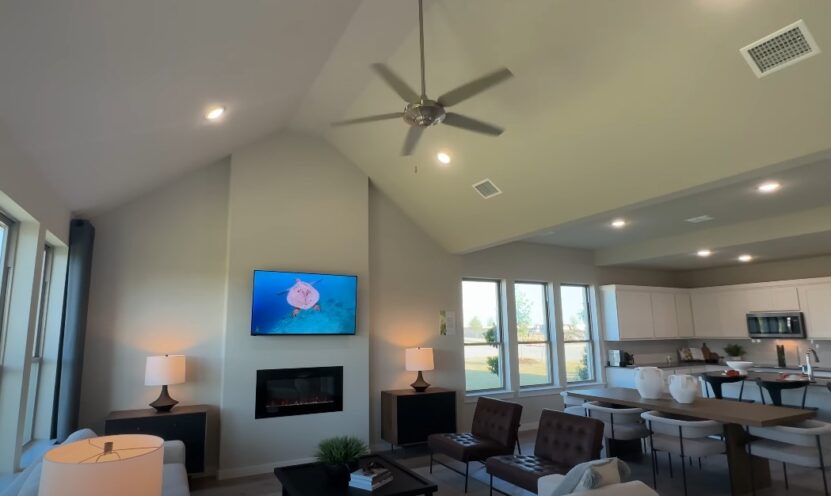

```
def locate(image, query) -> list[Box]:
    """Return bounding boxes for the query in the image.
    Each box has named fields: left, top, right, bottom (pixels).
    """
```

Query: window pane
left=464, top=345, right=503, bottom=391
left=565, top=342, right=594, bottom=382
left=462, top=280, right=501, bottom=344
left=518, top=343, right=551, bottom=387
left=514, top=283, right=548, bottom=342
left=562, top=285, right=590, bottom=341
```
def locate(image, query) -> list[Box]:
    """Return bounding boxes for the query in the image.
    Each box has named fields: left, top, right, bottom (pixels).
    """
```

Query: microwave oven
left=746, top=312, right=806, bottom=339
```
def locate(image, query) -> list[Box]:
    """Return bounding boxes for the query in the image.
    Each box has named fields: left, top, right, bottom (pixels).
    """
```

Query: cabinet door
left=651, top=292, right=678, bottom=338
left=616, top=290, right=655, bottom=339
left=675, top=293, right=695, bottom=338
left=718, top=290, right=749, bottom=338
left=746, top=287, right=800, bottom=311
left=691, top=291, right=722, bottom=337
left=798, top=284, right=831, bottom=339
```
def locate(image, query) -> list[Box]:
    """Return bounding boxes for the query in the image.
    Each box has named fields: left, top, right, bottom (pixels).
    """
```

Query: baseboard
left=217, top=456, right=317, bottom=480
left=519, top=421, right=539, bottom=432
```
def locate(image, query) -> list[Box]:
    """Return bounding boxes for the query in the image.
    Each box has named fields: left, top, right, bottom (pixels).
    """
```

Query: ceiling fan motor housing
left=404, top=100, right=446, bottom=127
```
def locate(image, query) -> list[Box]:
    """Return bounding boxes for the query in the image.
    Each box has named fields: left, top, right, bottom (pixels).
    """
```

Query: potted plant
left=316, top=435, right=368, bottom=484
left=724, top=343, right=746, bottom=361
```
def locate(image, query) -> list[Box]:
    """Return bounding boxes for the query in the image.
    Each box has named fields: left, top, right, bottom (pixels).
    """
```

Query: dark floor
left=192, top=430, right=830, bottom=495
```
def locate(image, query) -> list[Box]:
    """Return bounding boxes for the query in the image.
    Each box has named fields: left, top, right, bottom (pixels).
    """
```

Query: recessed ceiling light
left=611, top=219, right=627, bottom=229
left=205, top=106, right=225, bottom=121
left=436, top=152, right=451, bottom=165
left=697, top=249, right=713, bottom=257
left=757, top=181, right=780, bottom=193
left=738, top=254, right=753, bottom=262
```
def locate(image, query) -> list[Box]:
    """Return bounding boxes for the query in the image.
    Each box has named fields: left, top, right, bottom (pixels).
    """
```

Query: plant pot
left=323, top=460, right=359, bottom=486
left=727, top=355, right=742, bottom=361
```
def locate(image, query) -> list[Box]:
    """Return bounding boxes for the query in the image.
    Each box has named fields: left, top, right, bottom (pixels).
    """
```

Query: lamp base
left=410, top=371, right=430, bottom=392
left=149, top=385, right=179, bottom=413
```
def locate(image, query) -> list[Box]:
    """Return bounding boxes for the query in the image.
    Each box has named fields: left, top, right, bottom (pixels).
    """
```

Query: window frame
left=23, top=244, right=54, bottom=446
left=513, top=281, right=555, bottom=388
left=462, top=278, right=507, bottom=393
left=561, top=283, right=596, bottom=384
left=0, top=211, right=18, bottom=364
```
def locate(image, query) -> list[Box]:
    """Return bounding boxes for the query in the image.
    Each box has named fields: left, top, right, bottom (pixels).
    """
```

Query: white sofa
left=538, top=474, right=658, bottom=496
left=0, top=429, right=190, bottom=496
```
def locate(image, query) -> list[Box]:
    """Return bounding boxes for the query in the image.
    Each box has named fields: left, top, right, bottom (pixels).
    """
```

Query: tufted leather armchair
left=485, top=408, right=604, bottom=494
left=427, top=397, right=523, bottom=493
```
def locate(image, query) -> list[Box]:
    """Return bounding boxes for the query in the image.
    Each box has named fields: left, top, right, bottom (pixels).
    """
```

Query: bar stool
left=700, top=373, right=748, bottom=401
left=755, top=378, right=808, bottom=408
left=641, top=411, right=725, bottom=496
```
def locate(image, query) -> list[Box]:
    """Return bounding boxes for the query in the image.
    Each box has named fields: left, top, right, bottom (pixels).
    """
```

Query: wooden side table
left=381, top=388, right=456, bottom=447
left=104, top=404, right=215, bottom=474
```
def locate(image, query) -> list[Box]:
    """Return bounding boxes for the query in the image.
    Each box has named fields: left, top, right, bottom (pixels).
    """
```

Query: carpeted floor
left=191, top=430, right=829, bottom=495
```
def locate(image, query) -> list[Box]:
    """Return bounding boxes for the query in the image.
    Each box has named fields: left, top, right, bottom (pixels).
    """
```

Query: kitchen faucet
left=802, top=348, right=820, bottom=380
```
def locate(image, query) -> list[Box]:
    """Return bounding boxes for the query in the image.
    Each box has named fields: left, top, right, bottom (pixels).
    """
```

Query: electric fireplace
left=255, top=366, right=343, bottom=419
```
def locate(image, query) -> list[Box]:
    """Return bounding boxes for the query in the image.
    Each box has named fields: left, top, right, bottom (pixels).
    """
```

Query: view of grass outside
left=462, top=280, right=504, bottom=391
left=561, top=285, right=594, bottom=382
left=515, top=283, right=552, bottom=387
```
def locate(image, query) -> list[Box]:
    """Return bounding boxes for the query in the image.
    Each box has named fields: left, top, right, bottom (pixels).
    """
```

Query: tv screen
left=251, top=270, right=357, bottom=335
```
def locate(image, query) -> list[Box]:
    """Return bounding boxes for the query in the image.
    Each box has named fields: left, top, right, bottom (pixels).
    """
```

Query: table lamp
left=40, top=434, right=164, bottom=496
left=145, top=354, right=185, bottom=412
left=405, top=347, right=434, bottom=392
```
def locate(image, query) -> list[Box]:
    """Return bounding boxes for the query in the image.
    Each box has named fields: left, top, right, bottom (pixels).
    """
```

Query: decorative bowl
left=726, top=361, right=753, bottom=375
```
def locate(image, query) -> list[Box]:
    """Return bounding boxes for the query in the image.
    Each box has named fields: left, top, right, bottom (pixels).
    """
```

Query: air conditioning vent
left=472, top=179, right=502, bottom=199
left=740, top=20, right=820, bottom=78
left=685, top=215, right=714, bottom=224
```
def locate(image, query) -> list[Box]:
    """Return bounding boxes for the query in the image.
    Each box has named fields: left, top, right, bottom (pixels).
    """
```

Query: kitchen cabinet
left=691, top=291, right=722, bottom=337
left=675, top=293, right=695, bottom=338
left=798, top=283, right=831, bottom=339
left=746, top=286, right=800, bottom=312
left=602, top=286, right=691, bottom=341
left=717, top=290, right=750, bottom=338
left=651, top=292, right=678, bottom=338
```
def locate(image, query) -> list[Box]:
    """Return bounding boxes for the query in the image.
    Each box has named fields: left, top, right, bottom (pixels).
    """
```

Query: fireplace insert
left=255, top=366, right=343, bottom=419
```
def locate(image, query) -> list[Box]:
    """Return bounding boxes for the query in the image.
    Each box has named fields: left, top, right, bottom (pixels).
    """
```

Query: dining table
left=569, top=387, right=816, bottom=495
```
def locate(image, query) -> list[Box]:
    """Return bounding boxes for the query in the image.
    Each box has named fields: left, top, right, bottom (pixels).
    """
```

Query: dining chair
left=641, top=411, right=725, bottom=496
left=584, top=401, right=649, bottom=457
left=754, top=378, right=808, bottom=408
left=560, top=391, right=588, bottom=416
left=746, top=419, right=831, bottom=496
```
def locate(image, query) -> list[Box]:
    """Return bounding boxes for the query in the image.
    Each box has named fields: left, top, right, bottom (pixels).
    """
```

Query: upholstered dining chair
left=747, top=419, right=831, bottom=496
left=560, top=391, right=588, bottom=416
left=427, top=397, right=522, bottom=493
left=584, top=402, right=649, bottom=457
left=641, top=411, right=725, bottom=496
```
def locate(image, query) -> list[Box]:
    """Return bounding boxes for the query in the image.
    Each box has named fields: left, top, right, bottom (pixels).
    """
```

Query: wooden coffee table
left=274, top=454, right=438, bottom=496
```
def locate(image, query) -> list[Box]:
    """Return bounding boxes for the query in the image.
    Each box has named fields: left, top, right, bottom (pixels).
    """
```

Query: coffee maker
left=608, top=349, right=634, bottom=367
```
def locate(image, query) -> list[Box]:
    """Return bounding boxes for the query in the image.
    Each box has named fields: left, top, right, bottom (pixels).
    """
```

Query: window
left=462, top=279, right=505, bottom=392
left=0, top=212, right=15, bottom=343
left=23, top=245, right=54, bottom=445
left=561, top=284, right=595, bottom=383
left=514, top=282, right=553, bottom=387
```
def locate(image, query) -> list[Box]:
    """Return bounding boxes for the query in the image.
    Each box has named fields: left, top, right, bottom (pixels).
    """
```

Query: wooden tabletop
left=569, top=388, right=815, bottom=427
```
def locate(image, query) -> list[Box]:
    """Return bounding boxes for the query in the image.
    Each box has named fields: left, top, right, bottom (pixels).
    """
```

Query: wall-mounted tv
left=251, top=270, right=357, bottom=335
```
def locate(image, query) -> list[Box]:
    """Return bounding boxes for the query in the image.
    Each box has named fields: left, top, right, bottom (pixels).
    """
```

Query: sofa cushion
left=162, top=463, right=190, bottom=496
left=576, top=458, right=622, bottom=490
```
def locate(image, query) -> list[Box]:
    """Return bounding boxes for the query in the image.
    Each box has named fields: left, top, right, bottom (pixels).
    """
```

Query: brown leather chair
left=485, top=409, right=604, bottom=494
left=428, top=397, right=523, bottom=493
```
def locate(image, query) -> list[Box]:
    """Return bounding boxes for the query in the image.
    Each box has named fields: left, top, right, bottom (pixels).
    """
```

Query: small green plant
left=724, top=344, right=746, bottom=358
left=315, top=436, right=368, bottom=465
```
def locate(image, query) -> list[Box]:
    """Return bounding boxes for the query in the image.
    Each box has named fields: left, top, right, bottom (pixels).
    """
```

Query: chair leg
left=783, top=462, right=788, bottom=490
left=679, top=426, right=688, bottom=496
left=429, top=452, right=433, bottom=474
left=464, top=462, right=469, bottom=493
left=668, top=452, right=673, bottom=479
left=489, top=474, right=493, bottom=496
left=818, top=435, right=828, bottom=496
left=746, top=426, right=757, bottom=496
left=648, top=421, right=657, bottom=489
left=698, top=457, right=702, bottom=470
left=516, top=437, right=522, bottom=455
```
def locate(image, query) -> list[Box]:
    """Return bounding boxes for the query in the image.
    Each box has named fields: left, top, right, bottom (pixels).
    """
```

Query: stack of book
left=348, top=465, right=393, bottom=491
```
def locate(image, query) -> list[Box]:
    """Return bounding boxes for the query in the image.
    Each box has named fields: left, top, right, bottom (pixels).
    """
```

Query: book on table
left=349, top=466, right=392, bottom=490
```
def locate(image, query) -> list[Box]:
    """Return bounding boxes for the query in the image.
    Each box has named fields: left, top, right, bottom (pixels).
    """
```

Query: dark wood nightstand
left=104, top=404, right=215, bottom=474
left=381, top=388, right=456, bottom=447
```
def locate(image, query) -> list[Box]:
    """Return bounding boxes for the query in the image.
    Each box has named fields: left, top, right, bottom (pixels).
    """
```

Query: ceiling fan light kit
left=332, top=0, right=513, bottom=156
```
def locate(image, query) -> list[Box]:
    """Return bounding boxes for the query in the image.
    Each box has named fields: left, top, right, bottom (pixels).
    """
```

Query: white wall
left=677, top=253, right=831, bottom=288
left=218, top=131, right=370, bottom=478
left=80, top=159, right=230, bottom=473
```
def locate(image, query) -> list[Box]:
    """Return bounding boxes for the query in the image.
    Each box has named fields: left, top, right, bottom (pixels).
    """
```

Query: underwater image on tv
left=251, top=270, right=358, bottom=335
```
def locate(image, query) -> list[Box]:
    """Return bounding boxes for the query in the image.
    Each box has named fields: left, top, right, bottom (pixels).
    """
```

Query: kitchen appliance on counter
left=746, top=311, right=806, bottom=339
left=608, top=349, right=634, bottom=367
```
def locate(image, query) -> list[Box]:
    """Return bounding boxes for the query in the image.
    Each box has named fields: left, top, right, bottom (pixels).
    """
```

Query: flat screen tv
left=251, top=270, right=357, bottom=335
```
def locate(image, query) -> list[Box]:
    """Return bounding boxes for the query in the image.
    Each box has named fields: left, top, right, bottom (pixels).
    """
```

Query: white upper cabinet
left=798, top=283, right=831, bottom=339
left=651, top=292, right=678, bottom=338
left=717, top=290, right=750, bottom=338
left=675, top=293, right=695, bottom=338
left=746, top=286, right=800, bottom=312
left=691, top=291, right=722, bottom=337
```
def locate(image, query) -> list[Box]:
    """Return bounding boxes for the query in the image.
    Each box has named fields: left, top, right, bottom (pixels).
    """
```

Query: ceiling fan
left=331, top=0, right=513, bottom=156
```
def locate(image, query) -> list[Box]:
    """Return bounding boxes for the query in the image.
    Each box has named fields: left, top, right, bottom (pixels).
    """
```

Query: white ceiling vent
left=685, top=215, right=714, bottom=224
left=472, top=178, right=502, bottom=199
left=740, top=20, right=820, bottom=78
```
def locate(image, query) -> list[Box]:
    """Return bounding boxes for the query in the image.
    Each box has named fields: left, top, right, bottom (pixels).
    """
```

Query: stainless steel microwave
left=746, top=312, right=806, bottom=339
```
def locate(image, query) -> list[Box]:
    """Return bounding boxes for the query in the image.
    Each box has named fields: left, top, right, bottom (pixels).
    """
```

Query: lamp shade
left=405, top=347, right=434, bottom=372
left=39, top=434, right=163, bottom=496
left=144, top=355, right=186, bottom=386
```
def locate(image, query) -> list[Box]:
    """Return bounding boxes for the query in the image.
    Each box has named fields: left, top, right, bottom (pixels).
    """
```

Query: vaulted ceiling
left=4, top=0, right=831, bottom=266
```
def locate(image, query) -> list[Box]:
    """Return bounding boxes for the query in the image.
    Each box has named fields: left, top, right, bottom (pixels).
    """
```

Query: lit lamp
left=405, top=347, right=434, bottom=392
left=145, top=354, right=185, bottom=413
left=40, top=434, right=164, bottom=496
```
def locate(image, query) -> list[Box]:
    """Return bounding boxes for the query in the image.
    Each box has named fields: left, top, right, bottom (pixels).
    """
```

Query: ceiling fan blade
left=401, top=126, right=424, bottom=156
left=371, top=63, right=419, bottom=103
left=437, top=68, right=514, bottom=107
left=331, top=112, right=403, bottom=127
left=443, top=113, right=504, bottom=136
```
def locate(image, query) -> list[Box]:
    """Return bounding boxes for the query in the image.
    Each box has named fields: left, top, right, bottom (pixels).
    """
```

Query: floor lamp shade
left=39, top=434, right=164, bottom=496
